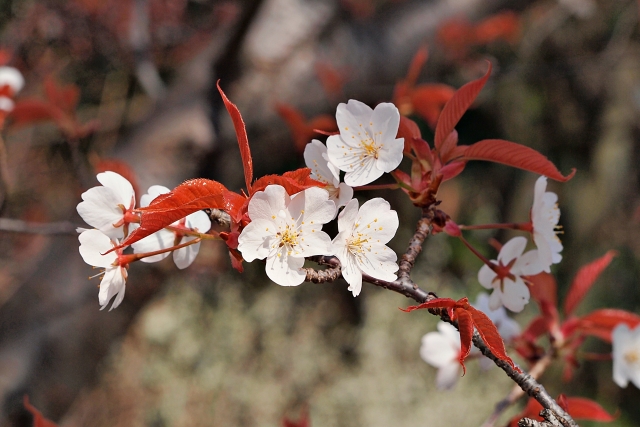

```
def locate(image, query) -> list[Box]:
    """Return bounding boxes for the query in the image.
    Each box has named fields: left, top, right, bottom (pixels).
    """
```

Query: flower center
left=624, top=349, right=640, bottom=365
left=360, top=138, right=380, bottom=159
left=278, top=225, right=300, bottom=248
left=348, top=233, right=370, bottom=254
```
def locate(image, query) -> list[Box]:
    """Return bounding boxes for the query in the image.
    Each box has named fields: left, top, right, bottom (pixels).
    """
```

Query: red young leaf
left=282, top=406, right=310, bottom=427
left=44, top=76, right=79, bottom=113
left=410, top=84, right=455, bottom=128
left=116, top=179, right=245, bottom=250
left=217, top=81, right=253, bottom=191
left=563, top=397, right=616, bottom=422
left=23, top=395, right=59, bottom=427
left=564, top=250, right=617, bottom=317
left=397, top=116, right=421, bottom=154
left=461, top=139, right=576, bottom=182
left=522, top=316, right=551, bottom=342
left=467, top=305, right=518, bottom=371
left=434, top=62, right=491, bottom=151
left=439, top=160, right=466, bottom=182
left=9, top=99, right=57, bottom=126
left=439, top=130, right=459, bottom=163
left=456, top=308, right=474, bottom=374
left=578, top=309, right=640, bottom=342
left=400, top=297, right=457, bottom=313
left=251, top=168, right=325, bottom=196
left=527, top=272, right=558, bottom=310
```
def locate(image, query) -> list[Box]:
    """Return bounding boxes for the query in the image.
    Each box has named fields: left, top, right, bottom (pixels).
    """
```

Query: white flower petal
left=334, top=183, right=354, bottom=209
left=77, top=186, right=127, bottom=239
left=131, top=229, right=174, bottom=263
left=97, top=171, right=135, bottom=208
left=420, top=328, right=459, bottom=368
left=186, top=210, right=211, bottom=233
left=173, top=236, right=201, bottom=269
left=288, top=186, right=336, bottom=226
left=500, top=277, right=530, bottom=313
left=514, top=249, right=544, bottom=276
left=344, top=157, right=384, bottom=186
left=478, top=264, right=496, bottom=290
left=237, top=219, right=277, bottom=262
left=140, top=185, right=170, bottom=207
left=435, top=360, right=461, bottom=390
left=98, top=266, right=127, bottom=311
left=304, top=140, right=340, bottom=183
left=0, top=66, right=24, bottom=93
left=248, top=185, right=290, bottom=221
left=265, top=248, right=306, bottom=286
left=78, top=229, right=117, bottom=267
left=498, top=236, right=527, bottom=264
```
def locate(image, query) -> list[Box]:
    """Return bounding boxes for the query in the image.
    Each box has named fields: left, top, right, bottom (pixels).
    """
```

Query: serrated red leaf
left=23, top=396, right=59, bottom=427
left=578, top=309, right=640, bottom=342
left=434, top=62, right=491, bottom=151
left=400, top=297, right=457, bottom=312
left=456, top=308, right=474, bottom=374
left=115, top=179, right=245, bottom=250
left=461, top=139, right=576, bottom=182
left=564, top=250, right=617, bottom=317
left=251, top=168, right=325, bottom=196
left=467, top=304, right=518, bottom=371
left=564, top=397, right=616, bottom=422
left=217, top=81, right=253, bottom=191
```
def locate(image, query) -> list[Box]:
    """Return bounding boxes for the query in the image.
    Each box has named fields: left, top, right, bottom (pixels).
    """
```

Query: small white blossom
left=478, top=237, right=544, bottom=313
left=78, top=229, right=128, bottom=311
left=304, top=139, right=353, bottom=210
left=531, top=176, right=562, bottom=272
left=0, top=66, right=24, bottom=95
left=612, top=323, right=640, bottom=389
left=331, top=198, right=398, bottom=297
left=420, top=322, right=462, bottom=390
left=76, top=171, right=136, bottom=240
left=131, top=185, right=211, bottom=269
left=237, top=185, right=335, bottom=287
left=327, top=100, right=404, bottom=186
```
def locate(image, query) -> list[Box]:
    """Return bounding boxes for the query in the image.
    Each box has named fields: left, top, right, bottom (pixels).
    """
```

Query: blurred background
left=0, top=0, right=639, bottom=426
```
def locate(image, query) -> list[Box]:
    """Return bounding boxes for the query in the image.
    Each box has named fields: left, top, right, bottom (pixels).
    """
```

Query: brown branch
left=398, top=206, right=432, bottom=281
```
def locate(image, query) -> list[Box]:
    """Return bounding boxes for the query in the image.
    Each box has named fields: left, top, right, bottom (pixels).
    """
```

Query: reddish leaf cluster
left=275, top=103, right=337, bottom=154
left=394, top=62, right=575, bottom=207
left=10, top=75, right=98, bottom=139
left=392, top=46, right=455, bottom=127
left=402, top=297, right=518, bottom=373
left=437, top=11, right=521, bottom=59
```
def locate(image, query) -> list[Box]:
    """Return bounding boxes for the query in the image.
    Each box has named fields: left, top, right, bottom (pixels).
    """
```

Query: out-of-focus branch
left=0, top=218, right=79, bottom=235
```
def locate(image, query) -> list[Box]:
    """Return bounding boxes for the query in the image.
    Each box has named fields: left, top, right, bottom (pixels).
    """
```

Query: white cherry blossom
left=237, top=185, right=335, bottom=287
left=327, top=99, right=404, bottom=186
left=131, top=185, right=211, bottom=269
left=78, top=229, right=128, bottom=311
left=331, top=198, right=399, bottom=297
left=0, top=66, right=24, bottom=95
left=477, top=236, right=544, bottom=313
left=420, top=322, right=462, bottom=390
left=77, top=171, right=136, bottom=240
left=304, top=139, right=353, bottom=210
left=530, top=176, right=563, bottom=272
left=612, top=323, right=640, bottom=389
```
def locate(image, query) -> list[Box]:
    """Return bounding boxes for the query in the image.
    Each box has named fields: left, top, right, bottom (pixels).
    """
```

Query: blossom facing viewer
left=78, top=229, right=129, bottom=310
left=477, top=236, right=544, bottom=312
left=237, top=185, right=336, bottom=287
left=131, top=185, right=211, bottom=269
left=612, top=323, right=640, bottom=389
left=420, top=322, right=463, bottom=390
left=76, top=171, right=137, bottom=240
left=327, top=99, right=404, bottom=186
left=331, top=198, right=399, bottom=296
left=530, top=176, right=562, bottom=272
left=304, top=139, right=353, bottom=210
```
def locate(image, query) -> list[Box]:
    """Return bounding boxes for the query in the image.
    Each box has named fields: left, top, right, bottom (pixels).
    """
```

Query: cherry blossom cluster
left=76, top=172, right=212, bottom=310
